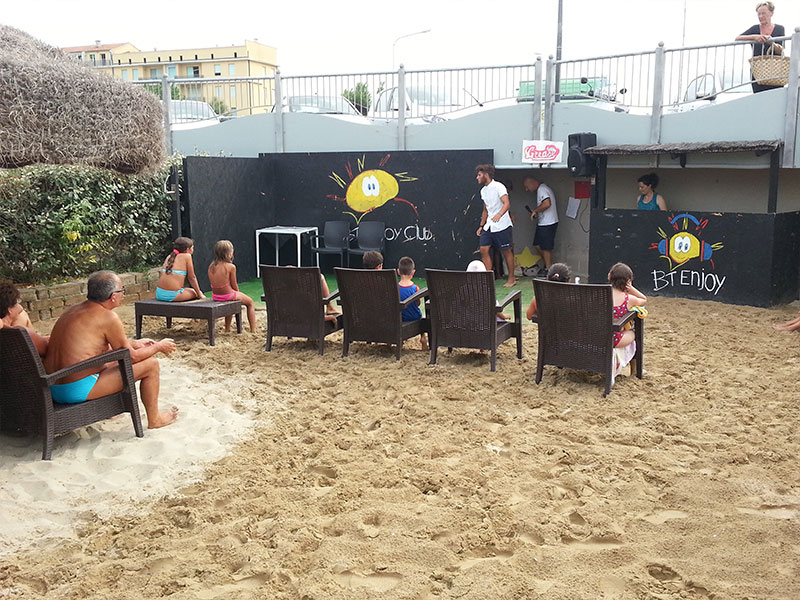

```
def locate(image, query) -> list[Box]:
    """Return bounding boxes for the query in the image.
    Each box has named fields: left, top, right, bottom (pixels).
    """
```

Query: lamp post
left=392, top=29, right=432, bottom=69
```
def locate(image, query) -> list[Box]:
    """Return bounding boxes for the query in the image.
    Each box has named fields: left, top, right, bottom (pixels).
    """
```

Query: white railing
left=131, top=29, right=799, bottom=159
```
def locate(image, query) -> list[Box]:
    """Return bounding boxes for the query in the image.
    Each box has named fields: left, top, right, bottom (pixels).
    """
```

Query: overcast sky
left=3, top=1, right=797, bottom=74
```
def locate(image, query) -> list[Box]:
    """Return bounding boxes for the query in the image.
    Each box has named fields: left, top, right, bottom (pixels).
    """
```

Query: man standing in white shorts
left=475, top=164, right=517, bottom=287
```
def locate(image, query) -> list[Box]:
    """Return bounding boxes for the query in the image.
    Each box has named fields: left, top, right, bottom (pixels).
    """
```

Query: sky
left=2, top=0, right=797, bottom=74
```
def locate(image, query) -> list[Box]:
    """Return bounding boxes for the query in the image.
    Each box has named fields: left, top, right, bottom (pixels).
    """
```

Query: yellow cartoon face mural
left=328, top=154, right=418, bottom=223
left=651, top=213, right=723, bottom=271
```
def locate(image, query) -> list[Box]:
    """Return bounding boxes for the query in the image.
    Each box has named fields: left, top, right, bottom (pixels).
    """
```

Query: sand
left=0, top=296, right=798, bottom=599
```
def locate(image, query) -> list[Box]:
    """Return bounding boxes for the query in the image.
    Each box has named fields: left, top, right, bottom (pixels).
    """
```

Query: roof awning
left=584, top=140, right=782, bottom=156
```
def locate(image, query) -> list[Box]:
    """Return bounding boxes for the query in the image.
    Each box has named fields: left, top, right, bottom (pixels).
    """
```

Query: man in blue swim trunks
left=44, top=271, right=179, bottom=429
left=475, top=164, right=517, bottom=287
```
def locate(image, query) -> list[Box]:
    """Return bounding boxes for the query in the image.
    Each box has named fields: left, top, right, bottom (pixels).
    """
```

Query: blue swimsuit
left=156, top=268, right=188, bottom=301
left=50, top=373, right=100, bottom=404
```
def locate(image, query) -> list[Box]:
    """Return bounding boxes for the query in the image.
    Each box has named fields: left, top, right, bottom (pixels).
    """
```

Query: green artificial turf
left=234, top=274, right=536, bottom=311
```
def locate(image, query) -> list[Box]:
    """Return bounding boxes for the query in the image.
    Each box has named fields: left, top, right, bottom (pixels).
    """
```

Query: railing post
left=274, top=69, right=284, bottom=153
left=397, top=64, right=406, bottom=151
left=782, top=28, right=800, bottom=168
left=533, top=56, right=543, bottom=140
left=650, top=42, right=666, bottom=146
left=161, top=74, right=173, bottom=155
left=544, top=56, right=555, bottom=141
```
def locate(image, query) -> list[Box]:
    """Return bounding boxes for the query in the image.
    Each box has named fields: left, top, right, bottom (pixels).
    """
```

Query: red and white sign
left=521, top=140, right=563, bottom=164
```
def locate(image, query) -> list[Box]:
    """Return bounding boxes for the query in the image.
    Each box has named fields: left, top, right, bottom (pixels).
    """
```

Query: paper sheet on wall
left=566, top=197, right=581, bottom=219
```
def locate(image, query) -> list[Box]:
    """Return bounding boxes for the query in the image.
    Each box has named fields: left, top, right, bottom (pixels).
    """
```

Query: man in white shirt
left=475, top=164, right=517, bottom=287
left=524, top=175, right=558, bottom=276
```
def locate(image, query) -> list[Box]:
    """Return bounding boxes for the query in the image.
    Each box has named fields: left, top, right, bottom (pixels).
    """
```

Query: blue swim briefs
left=156, top=287, right=184, bottom=302
left=49, top=373, right=100, bottom=404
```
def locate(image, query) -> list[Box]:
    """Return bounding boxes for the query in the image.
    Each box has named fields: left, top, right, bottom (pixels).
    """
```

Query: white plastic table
left=255, top=226, right=319, bottom=276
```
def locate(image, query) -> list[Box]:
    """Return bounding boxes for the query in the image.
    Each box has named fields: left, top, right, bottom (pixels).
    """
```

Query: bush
left=0, top=159, right=179, bottom=284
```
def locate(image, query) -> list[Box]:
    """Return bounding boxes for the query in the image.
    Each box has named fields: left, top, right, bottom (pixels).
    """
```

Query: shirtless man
left=44, top=270, right=178, bottom=428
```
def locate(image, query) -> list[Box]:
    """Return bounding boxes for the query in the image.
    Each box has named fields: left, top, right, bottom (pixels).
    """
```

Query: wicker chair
left=334, top=267, right=429, bottom=360
left=260, top=265, right=343, bottom=355
left=425, top=269, right=522, bottom=372
left=0, top=327, right=143, bottom=460
left=532, top=280, right=644, bottom=396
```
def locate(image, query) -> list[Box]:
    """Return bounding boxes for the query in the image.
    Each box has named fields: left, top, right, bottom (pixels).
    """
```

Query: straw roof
left=0, top=26, right=164, bottom=174
left=584, top=140, right=782, bottom=156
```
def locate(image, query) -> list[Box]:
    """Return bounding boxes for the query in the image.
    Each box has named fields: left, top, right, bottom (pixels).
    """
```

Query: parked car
left=370, top=85, right=462, bottom=122
left=669, top=72, right=751, bottom=112
left=168, top=100, right=221, bottom=130
left=272, top=96, right=362, bottom=115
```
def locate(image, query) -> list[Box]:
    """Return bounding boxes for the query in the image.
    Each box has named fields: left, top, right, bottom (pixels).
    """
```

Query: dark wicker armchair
left=532, top=280, right=644, bottom=396
left=0, top=327, right=143, bottom=460
left=260, top=265, right=343, bottom=355
left=425, top=269, right=522, bottom=372
left=334, top=267, right=429, bottom=360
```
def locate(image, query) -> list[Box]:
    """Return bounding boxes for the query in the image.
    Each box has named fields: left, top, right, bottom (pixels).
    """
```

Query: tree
left=342, top=82, right=371, bottom=116
left=209, top=97, right=228, bottom=116
left=143, top=83, right=182, bottom=100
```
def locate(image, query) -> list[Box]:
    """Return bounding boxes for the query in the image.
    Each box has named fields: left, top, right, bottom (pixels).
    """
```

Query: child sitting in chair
left=398, top=256, right=428, bottom=350
left=608, top=262, right=647, bottom=380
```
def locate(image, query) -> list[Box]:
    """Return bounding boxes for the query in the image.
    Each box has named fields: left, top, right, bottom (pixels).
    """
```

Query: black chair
left=425, top=269, right=522, bottom=372
left=532, top=280, right=644, bottom=396
left=335, top=267, right=429, bottom=360
left=0, top=327, right=143, bottom=460
left=311, top=221, right=350, bottom=269
left=348, top=221, right=386, bottom=266
left=260, top=265, right=343, bottom=355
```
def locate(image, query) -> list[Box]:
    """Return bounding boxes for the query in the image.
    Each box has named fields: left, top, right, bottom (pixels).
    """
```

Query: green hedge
left=0, top=159, right=178, bottom=284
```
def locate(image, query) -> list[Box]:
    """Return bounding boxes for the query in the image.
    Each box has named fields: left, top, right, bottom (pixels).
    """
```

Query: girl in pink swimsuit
left=208, top=240, right=258, bottom=333
left=608, top=262, right=648, bottom=348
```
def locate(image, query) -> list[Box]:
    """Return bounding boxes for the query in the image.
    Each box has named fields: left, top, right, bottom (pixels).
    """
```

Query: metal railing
left=129, top=29, right=799, bottom=161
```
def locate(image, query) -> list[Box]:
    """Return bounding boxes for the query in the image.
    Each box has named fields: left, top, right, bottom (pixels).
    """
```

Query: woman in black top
left=735, top=1, right=785, bottom=93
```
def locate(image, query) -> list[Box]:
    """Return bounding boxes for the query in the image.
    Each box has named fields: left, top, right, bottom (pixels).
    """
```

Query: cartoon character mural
left=650, top=213, right=723, bottom=271
left=328, top=154, right=419, bottom=224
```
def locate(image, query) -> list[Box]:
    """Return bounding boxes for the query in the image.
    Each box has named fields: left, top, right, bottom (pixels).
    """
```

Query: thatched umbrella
left=0, top=26, right=165, bottom=174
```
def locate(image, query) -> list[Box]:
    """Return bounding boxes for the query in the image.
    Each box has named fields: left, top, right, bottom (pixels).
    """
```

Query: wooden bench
left=134, top=299, right=242, bottom=346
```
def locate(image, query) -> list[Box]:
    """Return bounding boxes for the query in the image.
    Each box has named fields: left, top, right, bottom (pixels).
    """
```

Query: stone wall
left=17, top=269, right=161, bottom=323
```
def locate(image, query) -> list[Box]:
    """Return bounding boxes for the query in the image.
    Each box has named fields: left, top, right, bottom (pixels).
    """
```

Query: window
left=187, top=66, right=199, bottom=78
left=214, top=64, right=221, bottom=76
left=132, top=68, right=139, bottom=81
left=149, top=68, right=162, bottom=79
left=228, top=63, right=235, bottom=76
left=215, top=86, right=223, bottom=98
left=229, top=86, right=236, bottom=99
left=262, top=66, right=267, bottom=76
left=121, top=69, right=128, bottom=81
left=167, top=66, right=177, bottom=78
left=89, top=53, right=96, bottom=65
left=100, top=53, right=106, bottom=65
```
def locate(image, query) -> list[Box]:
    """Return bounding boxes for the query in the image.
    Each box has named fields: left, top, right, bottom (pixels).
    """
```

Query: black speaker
left=567, top=132, right=597, bottom=177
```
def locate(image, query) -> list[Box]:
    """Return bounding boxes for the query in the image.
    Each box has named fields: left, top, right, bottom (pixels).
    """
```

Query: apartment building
left=62, top=40, right=278, bottom=116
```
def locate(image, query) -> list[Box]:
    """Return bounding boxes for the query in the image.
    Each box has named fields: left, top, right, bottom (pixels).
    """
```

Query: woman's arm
left=185, top=256, right=203, bottom=296
left=656, top=194, right=667, bottom=211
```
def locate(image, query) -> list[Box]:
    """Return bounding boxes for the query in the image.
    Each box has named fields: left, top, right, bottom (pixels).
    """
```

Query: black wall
left=183, top=156, right=274, bottom=289
left=589, top=209, right=800, bottom=307
left=184, top=150, right=493, bottom=286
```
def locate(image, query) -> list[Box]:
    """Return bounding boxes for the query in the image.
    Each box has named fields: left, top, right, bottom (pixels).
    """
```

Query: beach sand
left=1, top=296, right=798, bottom=599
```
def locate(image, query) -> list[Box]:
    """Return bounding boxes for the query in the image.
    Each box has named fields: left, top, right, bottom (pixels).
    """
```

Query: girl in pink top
left=208, top=240, right=257, bottom=333
left=608, top=262, right=647, bottom=348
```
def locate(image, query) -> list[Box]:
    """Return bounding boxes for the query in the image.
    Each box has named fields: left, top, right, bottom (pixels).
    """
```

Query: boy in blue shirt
left=397, top=256, right=428, bottom=350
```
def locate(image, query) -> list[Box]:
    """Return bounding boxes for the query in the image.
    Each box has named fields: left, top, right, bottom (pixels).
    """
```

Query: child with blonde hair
left=208, top=240, right=257, bottom=333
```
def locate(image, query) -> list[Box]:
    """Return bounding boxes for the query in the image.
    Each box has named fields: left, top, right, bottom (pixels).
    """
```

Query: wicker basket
left=749, top=46, right=790, bottom=87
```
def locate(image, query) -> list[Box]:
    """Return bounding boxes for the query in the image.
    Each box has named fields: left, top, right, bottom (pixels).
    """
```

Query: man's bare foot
left=148, top=406, right=179, bottom=429
left=503, top=279, right=518, bottom=287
